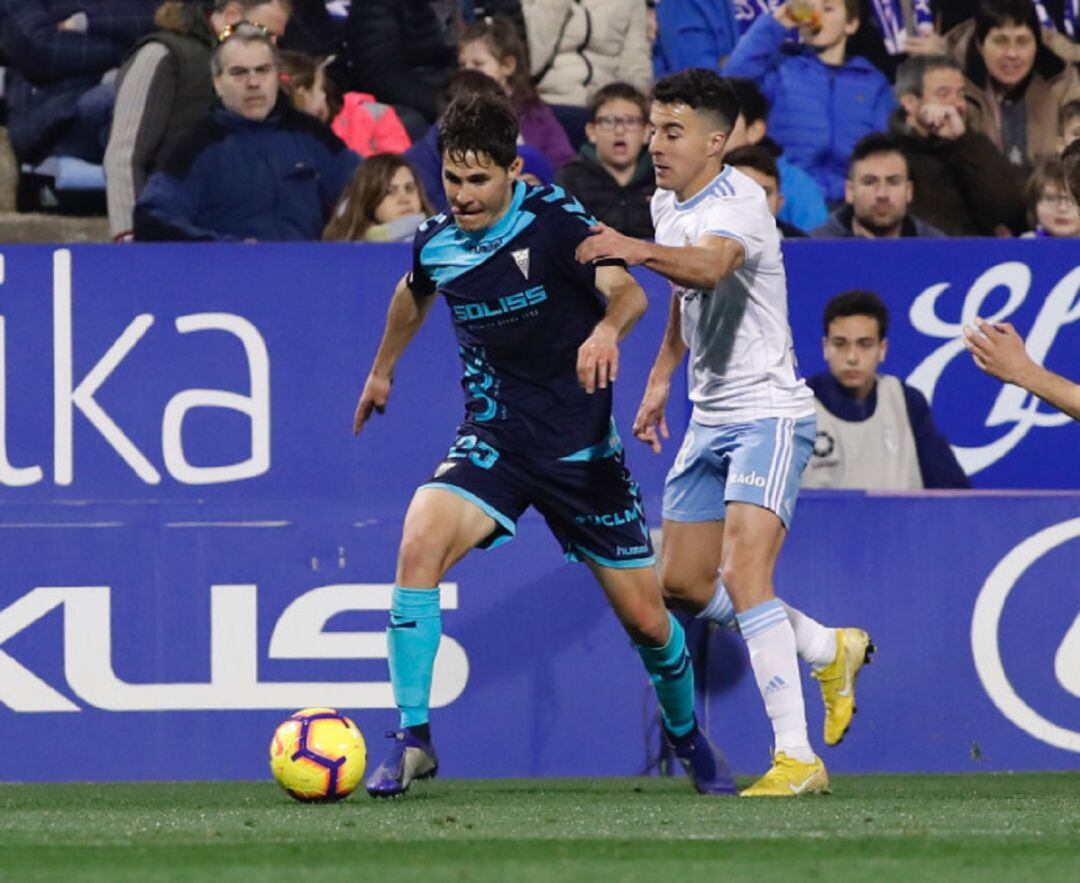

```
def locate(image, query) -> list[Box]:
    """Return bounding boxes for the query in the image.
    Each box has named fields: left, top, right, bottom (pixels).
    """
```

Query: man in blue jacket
left=724, top=0, right=894, bottom=204
left=134, top=22, right=358, bottom=241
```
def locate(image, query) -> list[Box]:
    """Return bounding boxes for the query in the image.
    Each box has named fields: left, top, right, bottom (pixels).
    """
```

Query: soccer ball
left=269, top=708, right=367, bottom=802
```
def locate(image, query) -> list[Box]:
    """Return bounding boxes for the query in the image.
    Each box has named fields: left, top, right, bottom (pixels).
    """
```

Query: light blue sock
left=696, top=577, right=738, bottom=630
left=636, top=613, right=696, bottom=738
left=387, top=586, right=442, bottom=729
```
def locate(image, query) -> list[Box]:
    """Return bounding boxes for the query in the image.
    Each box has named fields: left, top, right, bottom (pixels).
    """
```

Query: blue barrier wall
left=0, top=243, right=1077, bottom=781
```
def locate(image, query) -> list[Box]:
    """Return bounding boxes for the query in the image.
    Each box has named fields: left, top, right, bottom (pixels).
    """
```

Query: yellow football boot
left=812, top=627, right=874, bottom=746
left=739, top=752, right=830, bottom=797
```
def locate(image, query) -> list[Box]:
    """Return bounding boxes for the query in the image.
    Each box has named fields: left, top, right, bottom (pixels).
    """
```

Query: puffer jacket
left=134, top=95, right=360, bottom=241
left=523, top=0, right=651, bottom=107
left=724, top=13, right=894, bottom=204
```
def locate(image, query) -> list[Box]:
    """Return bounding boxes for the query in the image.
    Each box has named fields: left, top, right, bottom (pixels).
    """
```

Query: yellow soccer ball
left=270, top=708, right=367, bottom=802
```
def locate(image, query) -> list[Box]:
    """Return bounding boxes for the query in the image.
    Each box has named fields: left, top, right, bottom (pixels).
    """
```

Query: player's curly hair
left=438, top=91, right=519, bottom=170
left=652, top=68, right=740, bottom=135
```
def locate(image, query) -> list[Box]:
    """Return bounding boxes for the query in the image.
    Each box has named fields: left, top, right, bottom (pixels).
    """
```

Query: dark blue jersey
left=409, top=181, right=620, bottom=459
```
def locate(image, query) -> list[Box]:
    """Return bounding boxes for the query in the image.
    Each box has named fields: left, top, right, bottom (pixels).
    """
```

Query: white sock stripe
left=764, top=418, right=785, bottom=511
left=765, top=417, right=793, bottom=512
left=773, top=418, right=795, bottom=512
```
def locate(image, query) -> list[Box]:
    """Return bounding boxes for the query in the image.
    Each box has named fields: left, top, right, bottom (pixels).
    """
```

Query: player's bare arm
left=354, top=273, right=437, bottom=434
left=634, top=291, right=688, bottom=454
left=964, top=318, right=1080, bottom=421
left=576, top=225, right=744, bottom=291
left=578, top=265, right=648, bottom=395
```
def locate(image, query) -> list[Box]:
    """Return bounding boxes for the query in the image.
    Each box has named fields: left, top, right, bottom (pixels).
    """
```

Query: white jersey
left=651, top=166, right=814, bottom=425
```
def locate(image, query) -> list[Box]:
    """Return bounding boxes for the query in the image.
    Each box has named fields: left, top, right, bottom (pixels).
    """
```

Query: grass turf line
left=0, top=774, right=1077, bottom=882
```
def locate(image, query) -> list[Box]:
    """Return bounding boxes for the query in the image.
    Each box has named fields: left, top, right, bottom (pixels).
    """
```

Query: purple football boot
left=365, top=729, right=439, bottom=797
left=666, top=723, right=736, bottom=795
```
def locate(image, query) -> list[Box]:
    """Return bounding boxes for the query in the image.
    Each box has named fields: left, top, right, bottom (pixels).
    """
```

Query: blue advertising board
left=0, top=242, right=1077, bottom=782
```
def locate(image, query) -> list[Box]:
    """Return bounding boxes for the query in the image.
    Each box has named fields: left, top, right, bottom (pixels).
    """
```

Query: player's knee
left=396, top=532, right=447, bottom=585
left=660, top=561, right=712, bottom=609
left=622, top=603, right=670, bottom=646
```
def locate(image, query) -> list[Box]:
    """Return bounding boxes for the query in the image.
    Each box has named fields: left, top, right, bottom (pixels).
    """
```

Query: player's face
left=649, top=101, right=727, bottom=199
left=213, top=40, right=279, bottom=121
left=442, top=150, right=521, bottom=232
left=978, top=23, right=1037, bottom=89
left=1034, top=182, right=1080, bottom=237
left=823, top=314, right=886, bottom=400
left=845, top=151, right=912, bottom=236
left=586, top=98, right=649, bottom=171
left=375, top=166, right=423, bottom=224
left=733, top=164, right=782, bottom=217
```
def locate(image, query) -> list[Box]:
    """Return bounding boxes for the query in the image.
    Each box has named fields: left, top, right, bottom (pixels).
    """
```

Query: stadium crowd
left=0, top=0, right=1076, bottom=243
left=0, top=0, right=1077, bottom=485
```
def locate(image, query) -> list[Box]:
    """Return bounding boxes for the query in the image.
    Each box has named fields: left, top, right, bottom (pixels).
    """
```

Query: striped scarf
left=1034, top=0, right=1078, bottom=39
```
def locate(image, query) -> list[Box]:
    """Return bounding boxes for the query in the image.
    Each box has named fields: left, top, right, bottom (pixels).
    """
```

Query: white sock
left=736, top=599, right=814, bottom=763
left=698, top=577, right=837, bottom=670
left=778, top=600, right=837, bottom=669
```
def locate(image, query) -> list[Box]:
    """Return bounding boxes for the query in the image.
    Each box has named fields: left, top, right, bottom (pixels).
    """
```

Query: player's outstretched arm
left=576, top=223, right=744, bottom=291
left=634, top=291, right=688, bottom=454
left=964, top=318, right=1080, bottom=421
left=577, top=265, right=648, bottom=394
left=354, top=274, right=437, bottom=434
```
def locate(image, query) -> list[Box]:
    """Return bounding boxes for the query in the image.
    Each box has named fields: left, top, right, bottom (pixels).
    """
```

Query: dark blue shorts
left=420, top=431, right=656, bottom=569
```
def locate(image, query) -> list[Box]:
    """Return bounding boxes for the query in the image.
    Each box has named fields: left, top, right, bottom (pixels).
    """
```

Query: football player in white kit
left=576, top=68, right=872, bottom=796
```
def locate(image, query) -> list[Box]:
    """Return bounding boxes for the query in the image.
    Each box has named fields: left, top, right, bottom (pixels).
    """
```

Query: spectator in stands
left=1061, top=98, right=1080, bottom=151
left=952, top=0, right=1080, bottom=170
left=406, top=69, right=554, bottom=212
left=1067, top=138, right=1080, bottom=199
left=323, top=152, right=433, bottom=242
left=1021, top=156, right=1080, bottom=237
left=522, top=0, right=652, bottom=149
left=891, top=54, right=1025, bottom=235
left=279, top=50, right=411, bottom=156
left=345, top=0, right=461, bottom=136
left=723, top=76, right=829, bottom=232
left=724, top=143, right=807, bottom=238
left=651, top=0, right=739, bottom=78
left=812, top=133, right=944, bottom=237
left=105, top=0, right=292, bottom=242
left=805, top=289, right=970, bottom=490
left=555, top=82, right=654, bottom=238
left=0, top=0, right=158, bottom=164
left=133, top=23, right=357, bottom=241
left=458, top=16, right=575, bottom=170
left=725, top=1, right=894, bottom=205
left=277, top=0, right=337, bottom=57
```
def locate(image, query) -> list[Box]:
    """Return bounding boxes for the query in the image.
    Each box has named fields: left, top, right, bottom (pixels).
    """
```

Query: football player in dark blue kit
left=354, top=91, right=734, bottom=798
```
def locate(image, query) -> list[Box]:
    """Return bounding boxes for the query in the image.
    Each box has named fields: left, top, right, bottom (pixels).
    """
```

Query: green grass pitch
left=1, top=774, right=1077, bottom=882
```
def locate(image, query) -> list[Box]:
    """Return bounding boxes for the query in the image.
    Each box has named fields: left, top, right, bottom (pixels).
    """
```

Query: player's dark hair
left=823, top=290, right=889, bottom=340
left=724, top=76, right=768, bottom=126
left=847, top=133, right=909, bottom=177
left=588, top=81, right=649, bottom=122
left=438, top=91, right=520, bottom=169
left=652, top=68, right=740, bottom=135
left=724, top=144, right=779, bottom=183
